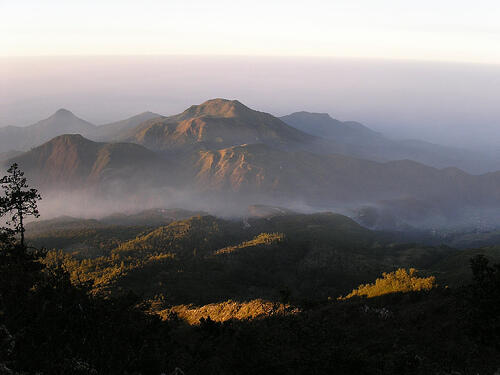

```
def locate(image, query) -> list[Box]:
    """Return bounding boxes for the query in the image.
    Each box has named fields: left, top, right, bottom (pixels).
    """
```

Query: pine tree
left=0, top=163, right=41, bottom=248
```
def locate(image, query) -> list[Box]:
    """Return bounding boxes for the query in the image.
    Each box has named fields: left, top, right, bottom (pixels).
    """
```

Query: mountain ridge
left=280, top=111, right=499, bottom=173
left=0, top=109, right=97, bottom=152
left=96, top=111, right=163, bottom=141
left=117, top=98, right=320, bottom=153
left=3, top=131, right=499, bottom=227
left=5, top=134, right=165, bottom=190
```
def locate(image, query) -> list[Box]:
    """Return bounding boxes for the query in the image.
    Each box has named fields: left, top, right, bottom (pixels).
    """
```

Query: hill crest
left=120, top=98, right=315, bottom=152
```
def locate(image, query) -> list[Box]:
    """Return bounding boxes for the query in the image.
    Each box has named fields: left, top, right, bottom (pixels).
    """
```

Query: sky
left=1, top=0, right=500, bottom=64
left=0, top=1, right=499, bottom=154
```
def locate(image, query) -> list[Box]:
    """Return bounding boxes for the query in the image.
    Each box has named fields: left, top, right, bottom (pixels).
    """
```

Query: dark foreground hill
left=36, top=213, right=465, bottom=304
left=5, top=229, right=500, bottom=374
left=4, top=203, right=500, bottom=374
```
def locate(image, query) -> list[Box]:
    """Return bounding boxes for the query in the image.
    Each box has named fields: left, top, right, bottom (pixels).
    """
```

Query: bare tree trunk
left=19, top=208, right=24, bottom=248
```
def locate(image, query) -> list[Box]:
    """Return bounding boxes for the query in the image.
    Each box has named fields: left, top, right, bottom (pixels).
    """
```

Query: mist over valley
left=1, top=97, right=498, bottom=235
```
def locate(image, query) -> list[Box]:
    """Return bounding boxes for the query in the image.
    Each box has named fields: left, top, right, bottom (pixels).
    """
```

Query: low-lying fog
left=1, top=56, right=499, bottom=155
left=24, top=188, right=500, bottom=233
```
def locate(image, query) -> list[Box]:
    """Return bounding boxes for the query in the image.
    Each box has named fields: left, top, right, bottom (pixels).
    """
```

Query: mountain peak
left=54, top=108, right=75, bottom=117
left=50, top=133, right=90, bottom=142
left=292, top=111, right=331, bottom=118
left=201, top=98, right=245, bottom=107
left=29, top=134, right=98, bottom=153
left=281, top=111, right=380, bottom=140
left=7, top=134, right=162, bottom=190
left=182, top=98, right=252, bottom=119
left=120, top=99, right=315, bottom=152
left=285, top=111, right=338, bottom=124
left=31, top=109, right=96, bottom=135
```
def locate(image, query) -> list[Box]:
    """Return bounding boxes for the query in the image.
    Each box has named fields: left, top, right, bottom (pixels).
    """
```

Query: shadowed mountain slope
left=6, top=134, right=165, bottom=190
left=188, top=143, right=500, bottom=209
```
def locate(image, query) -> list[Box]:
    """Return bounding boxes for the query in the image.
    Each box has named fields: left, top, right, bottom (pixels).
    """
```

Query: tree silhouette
left=0, top=163, right=41, bottom=248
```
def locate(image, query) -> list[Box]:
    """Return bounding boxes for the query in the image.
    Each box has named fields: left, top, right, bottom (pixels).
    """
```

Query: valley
left=1, top=98, right=499, bottom=374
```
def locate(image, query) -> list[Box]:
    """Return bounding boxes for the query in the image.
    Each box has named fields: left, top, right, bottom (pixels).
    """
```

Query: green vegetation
left=2, top=164, right=500, bottom=374
left=158, top=299, right=296, bottom=325
left=214, top=232, right=284, bottom=255
left=0, top=163, right=41, bottom=247
left=27, top=212, right=493, bottom=306
left=0, top=165, right=171, bottom=374
left=340, top=268, right=436, bottom=299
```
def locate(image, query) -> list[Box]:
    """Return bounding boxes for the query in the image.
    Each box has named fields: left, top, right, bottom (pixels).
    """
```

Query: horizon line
left=2, top=53, right=500, bottom=67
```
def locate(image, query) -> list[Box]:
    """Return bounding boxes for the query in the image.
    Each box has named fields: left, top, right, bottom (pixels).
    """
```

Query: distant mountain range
left=280, top=111, right=498, bottom=173
left=95, top=111, right=161, bottom=141
left=6, top=131, right=500, bottom=227
left=0, top=109, right=96, bottom=152
left=281, top=111, right=381, bottom=141
left=190, top=143, right=500, bottom=208
left=0, top=108, right=161, bottom=153
left=1, top=98, right=499, bottom=227
left=1, top=100, right=497, bottom=174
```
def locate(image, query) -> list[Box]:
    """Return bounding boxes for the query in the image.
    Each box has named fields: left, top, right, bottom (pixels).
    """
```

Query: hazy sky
left=1, top=0, right=500, bottom=64
left=1, top=2, right=499, bottom=154
left=1, top=56, right=499, bottom=154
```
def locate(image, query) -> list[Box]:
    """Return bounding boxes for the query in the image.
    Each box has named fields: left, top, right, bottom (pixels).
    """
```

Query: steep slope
left=189, top=143, right=500, bottom=210
left=6, top=134, right=164, bottom=190
left=0, top=109, right=97, bottom=153
left=95, top=111, right=162, bottom=141
left=119, top=99, right=321, bottom=152
left=281, top=112, right=499, bottom=173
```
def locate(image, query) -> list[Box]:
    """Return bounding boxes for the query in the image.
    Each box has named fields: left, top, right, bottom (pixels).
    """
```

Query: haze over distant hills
left=190, top=143, right=500, bottom=210
left=0, top=108, right=161, bottom=154
left=0, top=109, right=96, bottom=152
left=95, top=111, right=162, bottom=141
left=281, top=111, right=381, bottom=141
left=281, top=112, right=499, bottom=173
left=3, top=56, right=499, bottom=154
left=2, top=98, right=499, bottom=228
left=2, top=99, right=497, bottom=174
